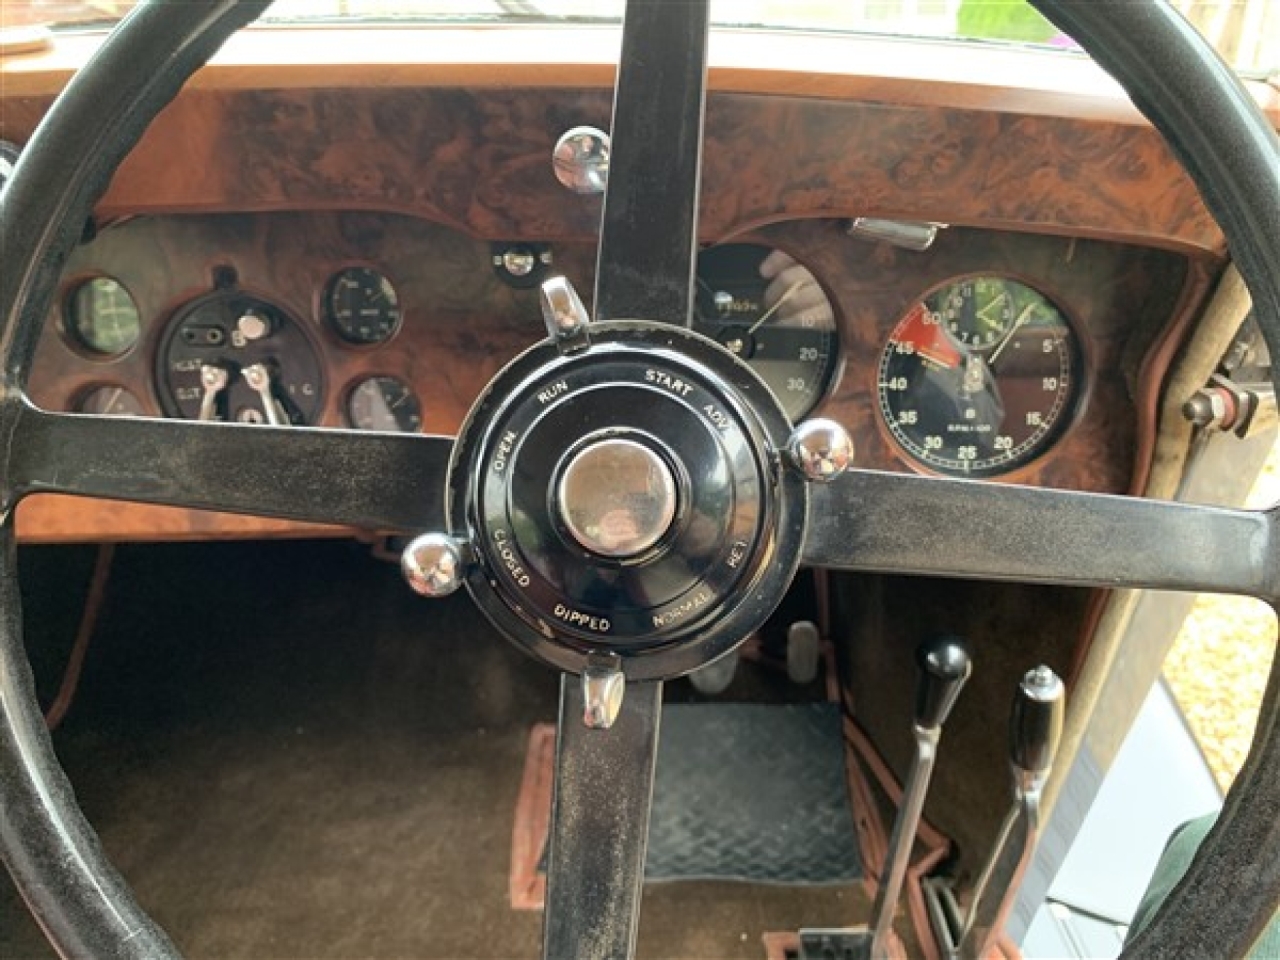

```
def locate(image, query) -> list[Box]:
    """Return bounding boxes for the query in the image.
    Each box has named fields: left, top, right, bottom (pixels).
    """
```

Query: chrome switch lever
left=198, top=364, right=229, bottom=422
left=868, top=636, right=972, bottom=960
left=956, top=665, right=1065, bottom=960
left=240, top=363, right=288, bottom=426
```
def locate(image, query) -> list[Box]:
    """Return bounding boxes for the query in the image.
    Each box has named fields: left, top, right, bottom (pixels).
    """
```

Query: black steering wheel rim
left=0, top=1, right=1277, bottom=958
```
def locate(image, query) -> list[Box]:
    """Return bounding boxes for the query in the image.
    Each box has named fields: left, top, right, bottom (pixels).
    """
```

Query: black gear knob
left=1010, top=665, right=1065, bottom=778
left=914, top=636, right=972, bottom=731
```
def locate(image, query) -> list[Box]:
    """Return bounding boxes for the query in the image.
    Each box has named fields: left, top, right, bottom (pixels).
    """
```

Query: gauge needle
left=988, top=302, right=1037, bottom=366
left=976, top=291, right=1009, bottom=320
left=747, top=278, right=805, bottom=335
left=919, top=348, right=957, bottom=370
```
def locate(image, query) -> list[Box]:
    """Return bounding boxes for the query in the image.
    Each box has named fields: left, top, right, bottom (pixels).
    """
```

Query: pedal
left=786, top=620, right=821, bottom=684
left=797, top=928, right=871, bottom=960
left=688, top=648, right=739, bottom=694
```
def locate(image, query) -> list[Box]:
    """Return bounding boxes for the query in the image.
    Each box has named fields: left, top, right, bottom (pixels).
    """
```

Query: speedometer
left=693, top=244, right=838, bottom=421
left=877, top=277, right=1080, bottom=477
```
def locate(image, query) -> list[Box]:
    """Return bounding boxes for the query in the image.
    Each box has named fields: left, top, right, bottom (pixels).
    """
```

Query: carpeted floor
left=0, top=540, right=867, bottom=959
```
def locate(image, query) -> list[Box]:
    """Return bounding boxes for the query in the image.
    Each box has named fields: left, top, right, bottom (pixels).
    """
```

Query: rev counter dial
left=878, top=277, right=1080, bottom=477
left=693, top=244, right=838, bottom=422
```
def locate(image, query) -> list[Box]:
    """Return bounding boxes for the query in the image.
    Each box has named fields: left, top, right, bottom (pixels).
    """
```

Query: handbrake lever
left=954, top=665, right=1065, bottom=960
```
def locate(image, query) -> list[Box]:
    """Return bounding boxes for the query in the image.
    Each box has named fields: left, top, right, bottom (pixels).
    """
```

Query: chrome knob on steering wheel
left=401, top=532, right=467, bottom=598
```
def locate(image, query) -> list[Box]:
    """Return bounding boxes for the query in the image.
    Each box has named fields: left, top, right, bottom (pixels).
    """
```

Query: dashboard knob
left=552, top=125, right=610, bottom=195
left=236, top=310, right=271, bottom=342
left=401, top=533, right=467, bottom=598
left=787, top=418, right=854, bottom=482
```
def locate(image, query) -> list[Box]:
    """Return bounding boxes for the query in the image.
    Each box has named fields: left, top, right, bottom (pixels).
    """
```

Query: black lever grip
left=914, top=636, right=972, bottom=731
left=1009, top=665, right=1065, bottom=777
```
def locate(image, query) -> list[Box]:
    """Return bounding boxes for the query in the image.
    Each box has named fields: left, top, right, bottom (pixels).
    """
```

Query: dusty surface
left=1163, top=443, right=1279, bottom=792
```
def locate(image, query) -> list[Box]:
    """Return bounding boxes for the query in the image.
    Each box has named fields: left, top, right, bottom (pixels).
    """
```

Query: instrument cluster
left=66, top=264, right=425, bottom=435
left=46, top=216, right=1103, bottom=483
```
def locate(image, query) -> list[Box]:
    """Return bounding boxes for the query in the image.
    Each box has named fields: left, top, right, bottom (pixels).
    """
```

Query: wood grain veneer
left=0, top=83, right=1225, bottom=255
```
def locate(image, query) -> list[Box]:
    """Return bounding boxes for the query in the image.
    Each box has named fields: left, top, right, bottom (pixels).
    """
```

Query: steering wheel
left=1, top=1, right=1277, bottom=957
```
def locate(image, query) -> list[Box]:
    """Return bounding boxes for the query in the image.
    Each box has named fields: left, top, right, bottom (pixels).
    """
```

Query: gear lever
left=955, top=664, right=1065, bottom=960
left=866, top=636, right=972, bottom=959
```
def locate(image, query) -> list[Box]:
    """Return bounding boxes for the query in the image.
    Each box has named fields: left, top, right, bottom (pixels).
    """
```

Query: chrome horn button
left=557, top=438, right=677, bottom=558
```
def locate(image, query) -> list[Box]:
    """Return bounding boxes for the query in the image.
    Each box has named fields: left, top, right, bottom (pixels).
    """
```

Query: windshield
left=4, top=0, right=1277, bottom=77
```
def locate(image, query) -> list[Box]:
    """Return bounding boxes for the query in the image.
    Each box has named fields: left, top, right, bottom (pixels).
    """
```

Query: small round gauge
left=937, top=276, right=1018, bottom=349
left=77, top=385, right=145, bottom=417
left=347, top=376, right=422, bottom=433
left=877, top=277, right=1080, bottom=477
left=66, top=277, right=141, bottom=356
left=325, top=267, right=401, bottom=345
left=694, top=244, right=838, bottom=421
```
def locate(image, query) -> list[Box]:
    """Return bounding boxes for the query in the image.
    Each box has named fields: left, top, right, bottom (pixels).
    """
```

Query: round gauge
left=347, top=376, right=422, bottom=433
left=325, top=267, right=401, bottom=345
left=77, top=385, right=145, bottom=417
left=66, top=277, right=141, bottom=356
left=877, top=277, right=1080, bottom=477
left=693, top=244, right=838, bottom=421
left=936, top=276, right=1017, bottom=349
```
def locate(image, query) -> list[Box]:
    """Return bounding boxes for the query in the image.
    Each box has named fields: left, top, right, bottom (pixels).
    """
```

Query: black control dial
left=158, top=292, right=323, bottom=426
left=449, top=321, right=808, bottom=682
left=325, top=267, right=401, bottom=345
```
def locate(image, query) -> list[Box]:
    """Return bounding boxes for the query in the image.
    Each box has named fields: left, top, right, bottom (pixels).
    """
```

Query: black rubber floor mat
left=644, top=701, right=861, bottom=884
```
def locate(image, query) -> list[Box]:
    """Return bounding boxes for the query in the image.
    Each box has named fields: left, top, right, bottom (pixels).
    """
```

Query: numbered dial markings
left=326, top=267, right=401, bottom=345
left=878, top=278, right=1080, bottom=477
left=937, top=276, right=1017, bottom=348
left=693, top=244, right=838, bottom=421
left=347, top=376, right=422, bottom=433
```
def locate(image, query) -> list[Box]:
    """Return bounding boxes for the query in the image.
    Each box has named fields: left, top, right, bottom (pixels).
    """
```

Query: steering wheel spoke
left=543, top=675, right=662, bottom=960
left=6, top=403, right=452, bottom=532
left=593, top=0, right=709, bottom=326
left=804, top=469, right=1279, bottom=602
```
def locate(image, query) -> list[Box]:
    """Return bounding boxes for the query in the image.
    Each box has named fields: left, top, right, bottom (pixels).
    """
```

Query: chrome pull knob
left=787, top=418, right=854, bottom=482
left=552, top=125, right=610, bottom=195
left=401, top=533, right=467, bottom=598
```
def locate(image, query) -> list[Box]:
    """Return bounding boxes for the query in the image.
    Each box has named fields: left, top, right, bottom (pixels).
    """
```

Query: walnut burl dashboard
left=1, top=79, right=1225, bottom=543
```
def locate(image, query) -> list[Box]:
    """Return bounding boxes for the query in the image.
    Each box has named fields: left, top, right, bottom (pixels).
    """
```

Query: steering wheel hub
left=557, top=437, right=678, bottom=558
left=447, top=319, right=809, bottom=680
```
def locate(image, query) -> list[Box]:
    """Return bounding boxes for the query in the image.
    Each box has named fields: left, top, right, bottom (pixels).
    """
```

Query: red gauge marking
left=894, top=303, right=962, bottom=369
